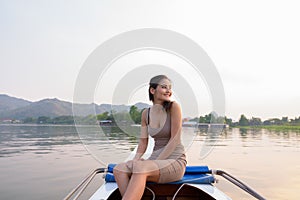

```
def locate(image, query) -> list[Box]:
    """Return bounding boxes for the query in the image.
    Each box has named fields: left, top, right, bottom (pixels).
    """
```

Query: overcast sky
left=1, top=0, right=299, bottom=120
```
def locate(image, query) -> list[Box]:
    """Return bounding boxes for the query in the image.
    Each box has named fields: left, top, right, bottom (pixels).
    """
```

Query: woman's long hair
left=148, top=75, right=173, bottom=112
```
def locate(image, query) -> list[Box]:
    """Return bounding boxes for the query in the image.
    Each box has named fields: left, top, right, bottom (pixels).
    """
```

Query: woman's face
left=152, top=78, right=172, bottom=102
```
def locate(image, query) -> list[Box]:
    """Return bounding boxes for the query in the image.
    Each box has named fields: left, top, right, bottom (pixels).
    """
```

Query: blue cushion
left=185, top=166, right=210, bottom=174
left=107, top=163, right=116, bottom=173
left=105, top=164, right=214, bottom=184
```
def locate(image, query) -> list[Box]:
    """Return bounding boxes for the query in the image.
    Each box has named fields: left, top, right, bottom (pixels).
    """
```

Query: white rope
left=172, top=183, right=186, bottom=200
left=145, top=186, right=155, bottom=200
left=172, top=175, right=216, bottom=200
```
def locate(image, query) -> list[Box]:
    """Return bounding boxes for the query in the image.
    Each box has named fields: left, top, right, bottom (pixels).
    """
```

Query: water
left=0, top=125, right=299, bottom=200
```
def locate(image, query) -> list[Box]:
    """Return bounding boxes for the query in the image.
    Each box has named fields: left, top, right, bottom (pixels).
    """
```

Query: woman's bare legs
left=122, top=160, right=160, bottom=200
left=113, top=163, right=132, bottom=196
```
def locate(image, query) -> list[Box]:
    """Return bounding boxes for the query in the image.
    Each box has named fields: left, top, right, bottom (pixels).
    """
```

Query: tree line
left=189, top=113, right=300, bottom=127
left=20, top=106, right=144, bottom=125
left=9, top=106, right=300, bottom=127
left=96, top=105, right=143, bottom=124
left=234, top=114, right=300, bottom=126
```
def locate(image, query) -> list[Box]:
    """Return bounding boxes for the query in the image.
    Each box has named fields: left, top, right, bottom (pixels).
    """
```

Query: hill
left=0, top=94, right=31, bottom=113
left=0, top=94, right=150, bottom=120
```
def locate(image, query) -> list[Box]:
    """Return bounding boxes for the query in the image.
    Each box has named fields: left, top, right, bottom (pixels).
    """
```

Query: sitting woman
left=113, top=75, right=187, bottom=200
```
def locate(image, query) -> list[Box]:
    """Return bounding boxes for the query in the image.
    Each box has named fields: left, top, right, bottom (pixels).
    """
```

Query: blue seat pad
left=105, top=164, right=214, bottom=184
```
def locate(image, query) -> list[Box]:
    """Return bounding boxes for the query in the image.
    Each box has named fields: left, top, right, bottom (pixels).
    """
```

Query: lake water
left=0, top=124, right=299, bottom=200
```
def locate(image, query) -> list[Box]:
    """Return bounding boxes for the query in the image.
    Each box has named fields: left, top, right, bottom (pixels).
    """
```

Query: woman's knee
left=132, top=161, right=157, bottom=174
left=113, top=163, right=129, bottom=175
left=132, top=161, right=143, bottom=173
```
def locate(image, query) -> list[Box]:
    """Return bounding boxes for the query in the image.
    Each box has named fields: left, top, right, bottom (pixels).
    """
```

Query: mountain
left=0, top=94, right=150, bottom=120
left=0, top=94, right=31, bottom=113
left=0, top=98, right=72, bottom=119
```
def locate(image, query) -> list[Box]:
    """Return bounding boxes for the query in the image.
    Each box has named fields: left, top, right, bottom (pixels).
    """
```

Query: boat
left=64, top=164, right=266, bottom=200
left=64, top=130, right=265, bottom=200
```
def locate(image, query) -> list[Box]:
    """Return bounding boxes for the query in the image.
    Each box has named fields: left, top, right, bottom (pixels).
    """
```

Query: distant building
left=0, top=119, right=22, bottom=124
left=1, top=119, right=13, bottom=123
left=182, top=121, right=229, bottom=129
left=182, top=121, right=197, bottom=127
left=98, top=120, right=113, bottom=126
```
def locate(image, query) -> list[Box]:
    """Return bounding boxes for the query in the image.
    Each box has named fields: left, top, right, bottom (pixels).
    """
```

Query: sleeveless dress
left=147, top=108, right=187, bottom=183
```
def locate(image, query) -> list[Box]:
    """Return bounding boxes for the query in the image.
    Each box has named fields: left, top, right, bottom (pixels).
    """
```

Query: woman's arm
left=133, top=109, right=149, bottom=160
left=156, top=102, right=182, bottom=160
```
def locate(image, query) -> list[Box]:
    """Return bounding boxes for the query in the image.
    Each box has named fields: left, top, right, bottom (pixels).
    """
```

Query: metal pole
left=214, top=170, right=266, bottom=200
left=64, top=168, right=106, bottom=200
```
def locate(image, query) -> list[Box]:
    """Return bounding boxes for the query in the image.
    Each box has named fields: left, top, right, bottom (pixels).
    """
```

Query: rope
left=172, top=184, right=186, bottom=200
left=145, top=186, right=155, bottom=200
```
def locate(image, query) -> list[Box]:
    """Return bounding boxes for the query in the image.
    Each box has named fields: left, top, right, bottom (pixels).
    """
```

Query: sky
left=0, top=0, right=300, bottom=121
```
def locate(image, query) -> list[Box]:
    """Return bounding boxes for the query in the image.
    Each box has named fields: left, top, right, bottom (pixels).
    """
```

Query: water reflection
left=1, top=124, right=299, bottom=159
left=0, top=125, right=299, bottom=200
left=194, top=127, right=300, bottom=150
left=0, top=124, right=138, bottom=158
left=187, top=127, right=300, bottom=200
left=0, top=125, right=81, bottom=157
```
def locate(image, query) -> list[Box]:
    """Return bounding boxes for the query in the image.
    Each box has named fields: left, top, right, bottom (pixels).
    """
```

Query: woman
left=113, top=75, right=186, bottom=200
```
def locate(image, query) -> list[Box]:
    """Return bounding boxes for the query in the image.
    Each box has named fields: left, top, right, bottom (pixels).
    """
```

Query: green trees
left=238, top=114, right=249, bottom=126
left=52, top=116, right=74, bottom=124
left=37, top=116, right=52, bottom=124
left=224, top=116, right=233, bottom=126
left=95, top=106, right=144, bottom=125
left=129, top=106, right=143, bottom=124
left=22, top=116, right=75, bottom=124
left=17, top=108, right=300, bottom=127
left=235, top=115, right=300, bottom=127
left=249, top=117, right=262, bottom=126
left=237, top=115, right=262, bottom=126
left=195, top=113, right=300, bottom=127
left=20, top=106, right=146, bottom=125
left=23, top=117, right=36, bottom=124
left=199, top=115, right=210, bottom=123
left=290, top=116, right=300, bottom=124
left=198, top=112, right=225, bottom=124
left=96, top=112, right=111, bottom=121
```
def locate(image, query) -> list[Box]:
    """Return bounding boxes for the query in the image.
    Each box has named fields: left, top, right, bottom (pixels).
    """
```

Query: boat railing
left=64, top=166, right=266, bottom=200
left=63, top=168, right=106, bottom=200
left=210, top=169, right=266, bottom=200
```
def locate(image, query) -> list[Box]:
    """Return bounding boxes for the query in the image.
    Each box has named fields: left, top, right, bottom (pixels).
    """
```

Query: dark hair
left=148, top=75, right=173, bottom=112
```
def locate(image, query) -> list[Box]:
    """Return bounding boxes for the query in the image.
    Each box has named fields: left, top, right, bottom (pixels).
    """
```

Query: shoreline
left=234, top=125, right=300, bottom=132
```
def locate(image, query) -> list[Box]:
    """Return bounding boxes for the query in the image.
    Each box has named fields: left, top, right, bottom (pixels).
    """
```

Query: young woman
left=113, top=75, right=186, bottom=200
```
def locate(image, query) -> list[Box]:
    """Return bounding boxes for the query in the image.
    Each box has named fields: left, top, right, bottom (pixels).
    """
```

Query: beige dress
left=147, top=108, right=187, bottom=183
